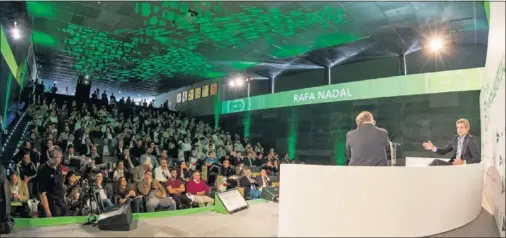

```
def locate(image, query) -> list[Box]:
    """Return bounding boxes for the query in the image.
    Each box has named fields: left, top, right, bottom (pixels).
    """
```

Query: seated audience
left=140, top=147, right=159, bottom=169
left=256, top=169, right=272, bottom=189
left=239, top=168, right=261, bottom=199
left=133, top=163, right=151, bottom=184
left=114, top=176, right=143, bottom=213
left=166, top=168, right=191, bottom=209
left=154, top=157, right=171, bottom=185
left=178, top=161, right=191, bottom=181
left=16, top=152, right=38, bottom=197
left=9, top=172, right=31, bottom=218
left=137, top=170, right=176, bottom=212
left=113, top=160, right=129, bottom=182
left=95, top=173, right=114, bottom=211
left=86, top=145, right=103, bottom=165
left=186, top=171, right=214, bottom=207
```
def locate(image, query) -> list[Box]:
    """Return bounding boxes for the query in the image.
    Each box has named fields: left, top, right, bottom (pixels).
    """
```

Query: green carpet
left=14, top=199, right=268, bottom=228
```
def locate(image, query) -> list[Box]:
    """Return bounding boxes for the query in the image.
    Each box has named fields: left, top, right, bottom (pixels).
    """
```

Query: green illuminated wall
left=0, top=25, right=32, bottom=129
left=221, top=67, right=484, bottom=114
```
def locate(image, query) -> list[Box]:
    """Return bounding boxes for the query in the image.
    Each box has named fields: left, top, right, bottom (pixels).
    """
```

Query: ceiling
left=14, top=1, right=489, bottom=96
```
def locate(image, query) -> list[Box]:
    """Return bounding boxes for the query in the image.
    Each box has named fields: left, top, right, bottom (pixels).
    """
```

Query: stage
left=3, top=202, right=499, bottom=237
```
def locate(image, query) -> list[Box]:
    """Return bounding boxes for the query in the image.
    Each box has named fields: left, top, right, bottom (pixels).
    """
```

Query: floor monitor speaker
left=97, top=201, right=133, bottom=231
left=261, top=187, right=279, bottom=202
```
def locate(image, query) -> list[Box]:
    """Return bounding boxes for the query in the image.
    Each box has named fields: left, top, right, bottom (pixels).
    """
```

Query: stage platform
left=4, top=202, right=499, bottom=237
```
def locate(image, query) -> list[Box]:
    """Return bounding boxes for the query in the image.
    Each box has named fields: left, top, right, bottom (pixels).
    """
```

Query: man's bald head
left=356, top=111, right=374, bottom=126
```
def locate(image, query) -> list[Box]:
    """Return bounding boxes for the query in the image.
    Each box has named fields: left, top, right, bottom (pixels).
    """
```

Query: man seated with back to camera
left=137, top=170, right=176, bottom=212
left=114, top=176, right=143, bottom=213
left=166, top=168, right=192, bottom=209
left=186, top=171, right=214, bottom=207
left=239, top=168, right=261, bottom=199
left=8, top=172, right=31, bottom=218
left=37, top=146, right=67, bottom=217
left=422, top=118, right=481, bottom=166
left=95, top=173, right=115, bottom=212
left=345, top=111, right=389, bottom=166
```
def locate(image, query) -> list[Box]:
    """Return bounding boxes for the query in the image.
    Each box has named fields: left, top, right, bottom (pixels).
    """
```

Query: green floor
left=14, top=199, right=267, bottom=228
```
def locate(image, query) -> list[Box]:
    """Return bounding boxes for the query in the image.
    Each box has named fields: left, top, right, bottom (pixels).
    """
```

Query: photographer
left=37, top=146, right=67, bottom=217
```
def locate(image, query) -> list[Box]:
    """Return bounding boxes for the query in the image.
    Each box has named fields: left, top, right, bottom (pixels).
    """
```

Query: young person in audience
left=166, top=168, right=192, bottom=209
left=16, top=152, right=38, bottom=198
left=140, top=147, right=159, bottom=169
left=186, top=171, right=214, bottom=207
left=95, top=173, right=115, bottom=212
left=154, top=157, right=171, bottom=185
left=9, top=172, right=31, bottom=217
left=137, top=170, right=176, bottom=212
left=113, top=160, right=129, bottom=182
left=130, top=139, right=145, bottom=161
left=114, top=176, right=143, bottom=213
left=239, top=168, right=261, bottom=199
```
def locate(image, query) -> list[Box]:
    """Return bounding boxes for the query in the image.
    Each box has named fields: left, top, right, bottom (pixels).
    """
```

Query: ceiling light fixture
left=228, top=80, right=236, bottom=88
left=429, top=38, right=443, bottom=52
left=235, top=77, right=244, bottom=87
left=11, top=22, right=21, bottom=40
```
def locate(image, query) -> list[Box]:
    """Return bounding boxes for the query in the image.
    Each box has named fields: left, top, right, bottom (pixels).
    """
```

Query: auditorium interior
left=0, top=1, right=504, bottom=237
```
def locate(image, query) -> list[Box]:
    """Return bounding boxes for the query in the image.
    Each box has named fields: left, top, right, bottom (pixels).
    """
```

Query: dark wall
left=275, top=68, right=326, bottom=93
left=217, top=90, right=481, bottom=165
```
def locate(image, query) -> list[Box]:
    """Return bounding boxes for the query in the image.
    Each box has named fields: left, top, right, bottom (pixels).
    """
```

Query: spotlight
left=429, top=38, right=443, bottom=52
left=228, top=80, right=236, bottom=87
left=235, top=78, right=244, bottom=87
left=85, top=75, right=90, bottom=80
left=11, top=22, right=21, bottom=40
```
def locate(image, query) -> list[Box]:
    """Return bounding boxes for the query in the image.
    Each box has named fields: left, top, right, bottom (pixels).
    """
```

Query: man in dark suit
left=422, top=118, right=481, bottom=165
left=345, top=111, right=389, bottom=166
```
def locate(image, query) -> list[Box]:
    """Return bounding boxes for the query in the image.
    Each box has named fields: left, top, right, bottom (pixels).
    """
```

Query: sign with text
left=221, top=68, right=483, bottom=114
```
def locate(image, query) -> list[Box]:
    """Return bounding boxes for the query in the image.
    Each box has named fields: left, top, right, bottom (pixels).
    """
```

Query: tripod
left=76, top=176, right=104, bottom=218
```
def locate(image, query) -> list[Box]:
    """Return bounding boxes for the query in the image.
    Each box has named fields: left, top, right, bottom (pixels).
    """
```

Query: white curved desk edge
left=278, top=164, right=484, bottom=237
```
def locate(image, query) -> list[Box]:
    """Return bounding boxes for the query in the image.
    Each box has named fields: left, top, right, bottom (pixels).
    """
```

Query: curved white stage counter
left=278, top=164, right=484, bottom=237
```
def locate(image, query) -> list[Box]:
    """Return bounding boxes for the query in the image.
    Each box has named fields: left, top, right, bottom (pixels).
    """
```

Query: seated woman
left=114, top=177, right=143, bottom=213
left=113, top=160, right=130, bottom=182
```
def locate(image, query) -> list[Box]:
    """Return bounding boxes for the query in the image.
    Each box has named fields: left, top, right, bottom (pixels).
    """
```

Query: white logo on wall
left=293, top=88, right=352, bottom=102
